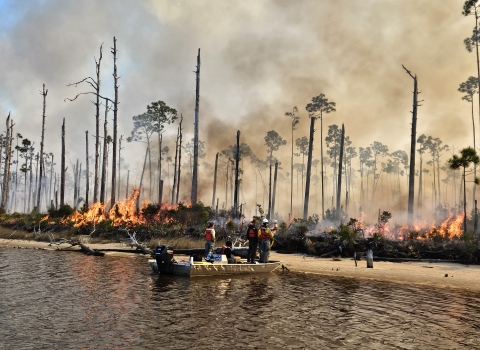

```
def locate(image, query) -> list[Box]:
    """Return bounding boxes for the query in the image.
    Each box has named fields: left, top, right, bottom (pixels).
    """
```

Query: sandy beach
left=2, top=238, right=479, bottom=291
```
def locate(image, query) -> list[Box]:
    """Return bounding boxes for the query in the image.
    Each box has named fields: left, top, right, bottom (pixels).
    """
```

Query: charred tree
left=60, top=119, right=66, bottom=207
left=137, top=146, right=149, bottom=214
left=233, top=131, right=240, bottom=217
left=125, top=169, right=130, bottom=199
left=100, top=101, right=109, bottom=204
left=212, top=152, right=219, bottom=208
left=1, top=114, right=12, bottom=212
left=285, top=106, right=300, bottom=220
left=65, top=44, right=102, bottom=203
left=85, top=131, right=90, bottom=209
left=110, top=36, right=119, bottom=207
left=172, top=125, right=179, bottom=204
left=191, top=49, right=201, bottom=204
left=272, top=161, right=278, bottom=220
left=37, top=84, right=48, bottom=211
left=176, top=114, right=183, bottom=204
left=303, top=116, right=315, bottom=220
left=118, top=135, right=123, bottom=201
left=336, top=124, right=345, bottom=221
left=403, top=65, right=420, bottom=226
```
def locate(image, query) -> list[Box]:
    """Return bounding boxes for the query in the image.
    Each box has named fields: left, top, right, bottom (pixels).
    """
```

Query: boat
left=148, top=245, right=281, bottom=277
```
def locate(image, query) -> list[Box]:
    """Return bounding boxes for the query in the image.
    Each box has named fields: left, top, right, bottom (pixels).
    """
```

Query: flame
left=358, top=212, right=465, bottom=241
left=62, top=188, right=179, bottom=229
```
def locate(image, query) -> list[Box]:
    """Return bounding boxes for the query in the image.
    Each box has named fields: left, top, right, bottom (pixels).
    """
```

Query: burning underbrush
left=274, top=212, right=480, bottom=262
left=0, top=195, right=479, bottom=262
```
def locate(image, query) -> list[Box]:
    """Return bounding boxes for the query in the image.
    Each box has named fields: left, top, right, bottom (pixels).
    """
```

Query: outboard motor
left=154, top=245, right=174, bottom=275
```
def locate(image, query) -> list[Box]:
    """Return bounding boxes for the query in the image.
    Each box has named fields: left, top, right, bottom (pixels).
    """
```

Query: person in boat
left=222, top=241, right=236, bottom=264
left=259, top=218, right=274, bottom=263
left=246, top=219, right=258, bottom=263
left=205, top=222, right=216, bottom=257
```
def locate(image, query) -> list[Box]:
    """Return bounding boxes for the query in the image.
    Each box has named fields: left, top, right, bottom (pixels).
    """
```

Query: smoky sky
left=0, top=0, right=476, bottom=219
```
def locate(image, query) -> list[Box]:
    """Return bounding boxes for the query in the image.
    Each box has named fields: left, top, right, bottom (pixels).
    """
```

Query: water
left=1, top=247, right=479, bottom=349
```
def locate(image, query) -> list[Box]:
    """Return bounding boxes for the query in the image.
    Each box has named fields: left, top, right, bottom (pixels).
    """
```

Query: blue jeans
left=205, top=240, right=213, bottom=256
left=260, top=239, right=270, bottom=263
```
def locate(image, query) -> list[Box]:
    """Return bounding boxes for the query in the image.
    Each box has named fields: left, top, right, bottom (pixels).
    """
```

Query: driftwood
left=49, top=239, right=104, bottom=256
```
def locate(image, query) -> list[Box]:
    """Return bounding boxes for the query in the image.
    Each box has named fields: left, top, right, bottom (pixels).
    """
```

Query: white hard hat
left=262, top=218, right=269, bottom=224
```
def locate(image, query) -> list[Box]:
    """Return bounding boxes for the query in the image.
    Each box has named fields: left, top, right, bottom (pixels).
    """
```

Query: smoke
left=0, top=0, right=476, bottom=222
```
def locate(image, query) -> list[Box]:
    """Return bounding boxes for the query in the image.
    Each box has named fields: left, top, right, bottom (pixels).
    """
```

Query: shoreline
left=2, top=238, right=480, bottom=291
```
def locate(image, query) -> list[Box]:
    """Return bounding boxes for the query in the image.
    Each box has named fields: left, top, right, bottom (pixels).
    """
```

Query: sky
left=0, top=0, right=477, bottom=221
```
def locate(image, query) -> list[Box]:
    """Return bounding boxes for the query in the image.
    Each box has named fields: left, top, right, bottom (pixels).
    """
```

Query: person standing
left=205, top=222, right=215, bottom=257
left=259, top=218, right=274, bottom=263
left=245, top=219, right=258, bottom=263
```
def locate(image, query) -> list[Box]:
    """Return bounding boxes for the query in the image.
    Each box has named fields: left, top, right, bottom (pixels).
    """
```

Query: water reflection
left=1, top=247, right=480, bottom=349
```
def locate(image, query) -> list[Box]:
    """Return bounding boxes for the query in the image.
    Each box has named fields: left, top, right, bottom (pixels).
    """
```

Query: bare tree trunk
left=117, top=135, right=123, bottom=201
left=212, top=152, right=218, bottom=208
left=60, top=118, right=66, bottom=207
left=73, top=159, right=79, bottom=209
left=100, top=101, right=109, bottom=204
left=172, top=126, right=179, bottom=204
left=157, top=133, right=162, bottom=204
left=1, top=114, right=11, bottom=212
left=94, top=44, right=103, bottom=204
left=137, top=146, right=149, bottom=213
left=268, top=163, right=272, bottom=221
left=191, top=49, right=201, bottom=204
left=403, top=65, right=418, bottom=226
left=233, top=130, right=240, bottom=217
left=336, top=124, right=345, bottom=221
left=272, top=162, right=278, bottom=220
left=85, top=131, right=89, bottom=208
left=176, top=115, right=183, bottom=204
left=125, top=169, right=130, bottom=199
left=110, top=36, right=119, bottom=207
left=28, top=148, right=33, bottom=212
left=37, top=84, right=48, bottom=210
left=320, top=112, right=325, bottom=220
left=304, top=116, right=315, bottom=220
left=49, top=154, right=54, bottom=208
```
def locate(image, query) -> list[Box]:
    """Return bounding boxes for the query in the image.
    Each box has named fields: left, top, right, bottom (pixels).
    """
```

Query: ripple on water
left=0, top=247, right=479, bottom=349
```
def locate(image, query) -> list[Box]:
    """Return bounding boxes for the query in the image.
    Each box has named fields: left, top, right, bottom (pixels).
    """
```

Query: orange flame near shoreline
left=60, top=189, right=179, bottom=229
left=360, top=213, right=465, bottom=241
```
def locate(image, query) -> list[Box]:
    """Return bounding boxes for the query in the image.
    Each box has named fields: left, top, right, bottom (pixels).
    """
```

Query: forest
left=1, top=1, right=480, bottom=262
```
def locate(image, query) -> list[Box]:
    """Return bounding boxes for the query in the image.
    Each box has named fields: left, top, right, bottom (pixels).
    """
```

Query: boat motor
left=154, top=245, right=174, bottom=274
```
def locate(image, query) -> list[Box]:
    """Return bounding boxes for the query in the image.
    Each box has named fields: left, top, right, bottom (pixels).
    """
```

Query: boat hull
left=148, top=259, right=281, bottom=277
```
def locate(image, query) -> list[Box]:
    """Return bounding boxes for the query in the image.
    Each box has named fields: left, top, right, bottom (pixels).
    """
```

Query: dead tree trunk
left=60, top=118, right=66, bottom=207
left=110, top=36, right=119, bottom=207
left=272, top=162, right=278, bottom=220
left=303, top=116, right=315, bottom=220
left=176, top=115, right=183, bottom=204
left=157, top=133, right=162, bottom=204
left=336, top=124, right=345, bottom=221
left=118, top=135, right=124, bottom=201
left=212, top=152, right=218, bottom=208
left=403, top=64, right=419, bottom=226
left=37, top=84, right=48, bottom=211
left=94, top=44, right=103, bottom=203
left=191, top=49, right=201, bottom=205
left=1, top=114, right=12, bottom=212
left=233, top=130, right=240, bottom=217
left=268, top=163, right=272, bottom=221
left=100, top=101, right=109, bottom=204
left=137, top=146, right=149, bottom=214
left=73, top=159, right=79, bottom=209
left=49, top=154, right=54, bottom=207
left=172, top=126, right=179, bottom=204
left=85, top=130, right=89, bottom=209
left=28, top=148, right=33, bottom=212
left=125, top=169, right=130, bottom=199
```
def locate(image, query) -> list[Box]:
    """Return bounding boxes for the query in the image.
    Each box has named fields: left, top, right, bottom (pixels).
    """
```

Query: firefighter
left=204, top=222, right=215, bottom=257
left=259, top=218, right=274, bottom=263
left=245, top=219, right=258, bottom=263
